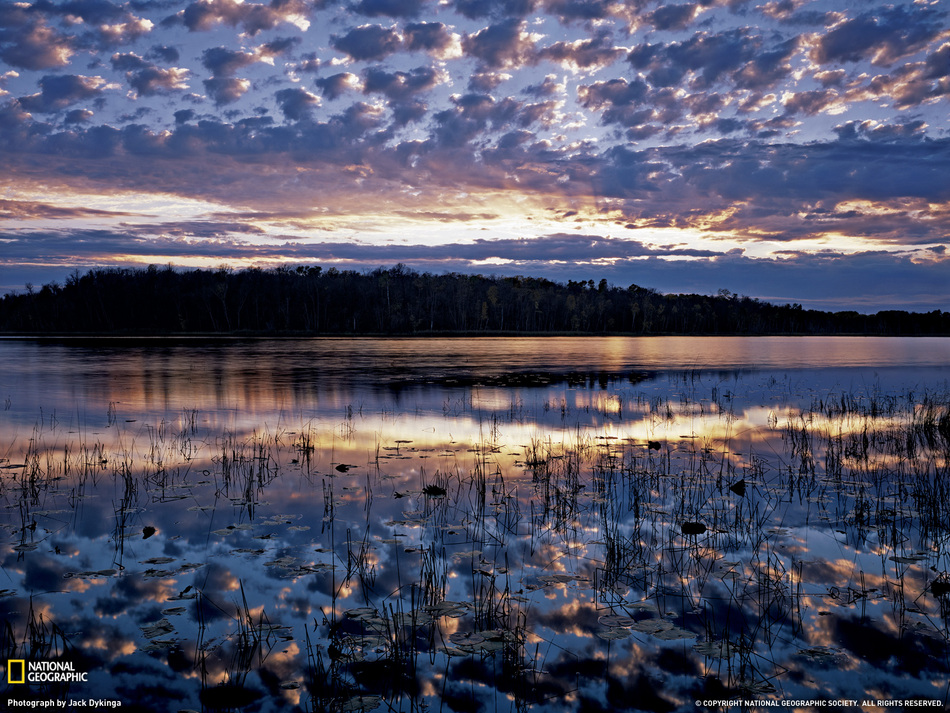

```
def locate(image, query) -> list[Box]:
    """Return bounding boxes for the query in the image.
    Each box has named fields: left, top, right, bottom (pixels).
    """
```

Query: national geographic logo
left=7, top=660, right=25, bottom=684
left=6, top=660, right=88, bottom=684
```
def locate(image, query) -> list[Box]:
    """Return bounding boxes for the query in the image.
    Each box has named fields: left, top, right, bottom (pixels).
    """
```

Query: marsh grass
left=1, top=377, right=949, bottom=710
left=0, top=597, right=80, bottom=700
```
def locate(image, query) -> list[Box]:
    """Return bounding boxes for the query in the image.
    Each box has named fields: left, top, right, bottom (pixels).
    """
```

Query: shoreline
left=3, top=330, right=950, bottom=339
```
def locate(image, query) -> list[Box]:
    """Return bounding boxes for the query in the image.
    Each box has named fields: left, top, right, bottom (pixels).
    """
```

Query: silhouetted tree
left=1, top=265, right=947, bottom=336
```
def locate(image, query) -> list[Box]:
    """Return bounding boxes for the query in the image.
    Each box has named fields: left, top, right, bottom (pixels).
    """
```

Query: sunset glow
left=1, top=0, right=948, bottom=310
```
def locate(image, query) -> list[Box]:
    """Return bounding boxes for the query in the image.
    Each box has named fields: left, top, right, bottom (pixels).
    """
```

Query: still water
left=1, top=337, right=949, bottom=712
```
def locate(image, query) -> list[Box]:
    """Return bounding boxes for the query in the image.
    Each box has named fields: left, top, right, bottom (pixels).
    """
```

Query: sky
left=0, top=0, right=948, bottom=312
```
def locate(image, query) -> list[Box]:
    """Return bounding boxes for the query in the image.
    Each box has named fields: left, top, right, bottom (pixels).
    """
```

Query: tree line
left=1, top=264, right=947, bottom=335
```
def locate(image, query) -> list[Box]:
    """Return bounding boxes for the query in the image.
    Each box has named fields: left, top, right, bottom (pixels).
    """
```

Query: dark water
left=1, top=337, right=949, bottom=712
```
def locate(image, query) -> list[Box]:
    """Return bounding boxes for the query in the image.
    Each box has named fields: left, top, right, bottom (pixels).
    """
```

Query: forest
left=1, top=264, right=948, bottom=335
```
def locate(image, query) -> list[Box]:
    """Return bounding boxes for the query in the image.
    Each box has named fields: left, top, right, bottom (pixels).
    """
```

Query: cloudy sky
left=1, top=0, right=948, bottom=311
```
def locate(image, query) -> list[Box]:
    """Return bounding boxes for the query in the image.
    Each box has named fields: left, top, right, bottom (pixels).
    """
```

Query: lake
left=1, top=337, right=949, bottom=712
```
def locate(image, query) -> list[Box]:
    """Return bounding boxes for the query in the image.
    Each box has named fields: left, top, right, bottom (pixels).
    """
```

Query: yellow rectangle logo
left=7, top=659, right=26, bottom=684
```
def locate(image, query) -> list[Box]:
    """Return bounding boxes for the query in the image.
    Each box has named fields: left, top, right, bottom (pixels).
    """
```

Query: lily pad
left=596, top=628, right=632, bottom=640
left=681, top=522, right=707, bottom=536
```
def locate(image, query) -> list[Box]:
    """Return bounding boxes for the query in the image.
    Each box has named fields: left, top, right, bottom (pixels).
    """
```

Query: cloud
left=259, top=35, right=301, bottom=57
left=4, top=95, right=947, bottom=250
left=431, top=93, right=524, bottom=144
left=335, top=100, right=387, bottom=137
left=274, top=86, right=320, bottom=120
left=578, top=78, right=651, bottom=127
left=388, top=94, right=425, bottom=123
left=781, top=88, right=839, bottom=116
left=447, top=232, right=723, bottom=260
left=0, top=229, right=263, bottom=263
left=541, top=0, right=616, bottom=24
left=112, top=54, right=191, bottom=97
left=645, top=3, right=700, bottom=31
left=110, top=52, right=150, bottom=72
left=203, top=77, right=251, bottom=105
left=132, top=66, right=192, bottom=97
left=64, top=108, right=94, bottom=123
left=173, top=0, right=313, bottom=35
left=42, top=0, right=131, bottom=25
left=362, top=65, right=441, bottom=99
left=538, top=32, right=625, bottom=70
left=26, top=0, right=156, bottom=48
left=352, top=0, right=428, bottom=18
left=727, top=138, right=946, bottom=200
left=810, top=5, right=946, bottom=67
left=148, top=45, right=180, bottom=63
left=813, top=68, right=847, bottom=87
left=315, top=72, right=361, bottom=99
left=467, top=70, right=512, bottom=92
left=453, top=0, right=537, bottom=20
left=732, top=36, right=799, bottom=89
left=201, top=47, right=260, bottom=77
left=404, top=21, right=459, bottom=58
left=759, top=0, right=830, bottom=25
left=94, top=16, right=155, bottom=46
left=462, top=19, right=538, bottom=69
left=0, top=228, right=721, bottom=265
left=516, top=99, right=558, bottom=127
left=18, top=74, right=107, bottom=113
left=1, top=0, right=948, bottom=315
left=0, top=5, right=73, bottom=70
left=0, top=199, right=136, bottom=221
left=631, top=250, right=950, bottom=312
left=523, top=74, right=563, bottom=97
left=924, top=42, right=950, bottom=79
left=629, top=30, right=753, bottom=88
left=851, top=59, right=950, bottom=110
left=833, top=119, right=928, bottom=142
left=331, top=24, right=403, bottom=61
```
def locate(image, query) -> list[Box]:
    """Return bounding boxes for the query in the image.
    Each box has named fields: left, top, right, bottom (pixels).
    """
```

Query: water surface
left=1, top=337, right=948, bottom=712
